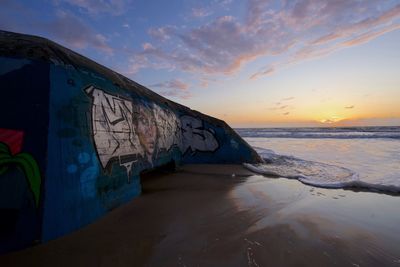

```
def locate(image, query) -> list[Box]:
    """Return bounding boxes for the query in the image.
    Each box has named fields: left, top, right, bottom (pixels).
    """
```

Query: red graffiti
left=0, top=128, right=24, bottom=155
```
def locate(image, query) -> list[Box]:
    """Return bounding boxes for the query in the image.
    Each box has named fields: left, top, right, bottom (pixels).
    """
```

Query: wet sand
left=1, top=164, right=400, bottom=266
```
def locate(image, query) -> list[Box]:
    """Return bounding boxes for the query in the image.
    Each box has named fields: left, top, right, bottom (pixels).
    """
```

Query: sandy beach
left=1, top=164, right=400, bottom=267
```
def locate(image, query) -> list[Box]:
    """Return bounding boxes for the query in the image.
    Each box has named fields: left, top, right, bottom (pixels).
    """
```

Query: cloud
left=151, top=79, right=189, bottom=90
left=146, top=12, right=293, bottom=74
left=251, top=23, right=400, bottom=79
left=282, top=97, right=294, bottom=101
left=148, top=26, right=176, bottom=42
left=342, top=24, right=400, bottom=47
left=129, top=0, right=400, bottom=79
left=250, top=2, right=400, bottom=79
left=132, top=8, right=294, bottom=75
left=321, top=119, right=336, bottom=124
left=55, top=0, right=129, bottom=15
left=216, top=0, right=233, bottom=7
left=269, top=102, right=293, bottom=112
left=345, top=105, right=355, bottom=109
left=200, top=78, right=209, bottom=88
left=0, top=5, right=113, bottom=55
left=283, top=112, right=290, bottom=116
left=149, top=79, right=192, bottom=99
left=268, top=97, right=294, bottom=110
left=333, top=117, right=400, bottom=127
left=192, top=7, right=213, bottom=18
left=43, top=11, right=114, bottom=55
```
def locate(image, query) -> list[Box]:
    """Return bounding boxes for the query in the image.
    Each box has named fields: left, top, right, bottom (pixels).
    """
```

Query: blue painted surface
left=42, top=65, right=145, bottom=241
left=181, top=122, right=258, bottom=164
left=0, top=57, right=49, bottom=253
left=0, top=38, right=259, bottom=252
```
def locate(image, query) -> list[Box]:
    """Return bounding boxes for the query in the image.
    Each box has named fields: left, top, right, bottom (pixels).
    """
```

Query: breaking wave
left=244, top=148, right=400, bottom=194
left=236, top=126, right=400, bottom=139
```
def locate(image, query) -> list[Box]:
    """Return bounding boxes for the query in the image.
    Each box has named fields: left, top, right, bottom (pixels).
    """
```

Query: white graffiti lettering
left=85, top=86, right=143, bottom=176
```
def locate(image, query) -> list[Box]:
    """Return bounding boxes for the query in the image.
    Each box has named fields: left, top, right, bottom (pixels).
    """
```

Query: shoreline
left=1, top=164, right=400, bottom=266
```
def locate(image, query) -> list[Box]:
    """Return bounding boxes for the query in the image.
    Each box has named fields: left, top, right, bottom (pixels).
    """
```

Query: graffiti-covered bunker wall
left=0, top=31, right=261, bottom=252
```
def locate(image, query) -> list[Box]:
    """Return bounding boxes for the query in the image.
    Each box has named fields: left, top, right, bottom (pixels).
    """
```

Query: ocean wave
left=244, top=148, right=400, bottom=194
left=235, top=127, right=400, bottom=139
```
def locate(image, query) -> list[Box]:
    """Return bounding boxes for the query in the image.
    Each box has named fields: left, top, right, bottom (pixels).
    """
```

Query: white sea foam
left=244, top=147, right=400, bottom=194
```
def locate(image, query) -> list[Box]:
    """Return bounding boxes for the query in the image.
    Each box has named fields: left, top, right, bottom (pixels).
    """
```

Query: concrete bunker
left=0, top=30, right=261, bottom=253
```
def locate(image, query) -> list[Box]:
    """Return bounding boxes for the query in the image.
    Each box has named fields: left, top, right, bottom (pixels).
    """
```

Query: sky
left=1, top=0, right=399, bottom=127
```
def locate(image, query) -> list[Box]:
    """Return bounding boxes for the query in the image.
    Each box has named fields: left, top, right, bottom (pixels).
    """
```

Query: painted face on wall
left=136, top=104, right=157, bottom=161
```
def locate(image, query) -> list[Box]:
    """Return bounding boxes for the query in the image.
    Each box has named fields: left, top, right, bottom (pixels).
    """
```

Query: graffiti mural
left=85, top=85, right=220, bottom=180
left=85, top=85, right=143, bottom=177
left=0, top=129, right=41, bottom=207
left=180, top=115, right=219, bottom=154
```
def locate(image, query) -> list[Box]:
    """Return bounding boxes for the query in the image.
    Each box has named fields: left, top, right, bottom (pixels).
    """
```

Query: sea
left=236, top=126, right=400, bottom=194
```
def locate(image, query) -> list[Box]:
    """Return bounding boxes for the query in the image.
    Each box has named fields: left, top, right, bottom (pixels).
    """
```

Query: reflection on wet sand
left=229, top=175, right=400, bottom=266
left=1, top=165, right=399, bottom=266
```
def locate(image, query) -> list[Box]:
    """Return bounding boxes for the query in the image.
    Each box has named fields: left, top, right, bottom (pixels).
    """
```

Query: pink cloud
left=129, top=0, right=400, bottom=80
left=134, top=12, right=293, bottom=75
left=252, top=22, right=400, bottom=80
left=311, top=33, right=342, bottom=45
left=200, top=81, right=208, bottom=87
left=45, top=11, right=114, bottom=55
left=149, top=79, right=192, bottom=99
left=342, top=24, right=400, bottom=47
left=150, top=79, right=189, bottom=91
left=250, top=67, right=275, bottom=80
left=311, top=4, right=400, bottom=46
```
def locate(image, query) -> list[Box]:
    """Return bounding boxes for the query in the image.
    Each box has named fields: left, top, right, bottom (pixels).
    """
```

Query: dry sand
left=1, top=164, right=400, bottom=266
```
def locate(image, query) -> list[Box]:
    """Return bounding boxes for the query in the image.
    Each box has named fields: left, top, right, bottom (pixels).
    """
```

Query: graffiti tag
left=85, top=86, right=143, bottom=174
left=180, top=115, right=218, bottom=153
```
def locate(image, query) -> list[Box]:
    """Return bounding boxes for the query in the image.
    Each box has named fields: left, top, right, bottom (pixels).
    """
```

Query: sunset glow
left=1, top=0, right=399, bottom=127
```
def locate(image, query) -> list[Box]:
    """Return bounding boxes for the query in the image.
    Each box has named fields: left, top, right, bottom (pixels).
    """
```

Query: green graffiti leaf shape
left=0, top=142, right=9, bottom=153
left=0, top=142, right=41, bottom=207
